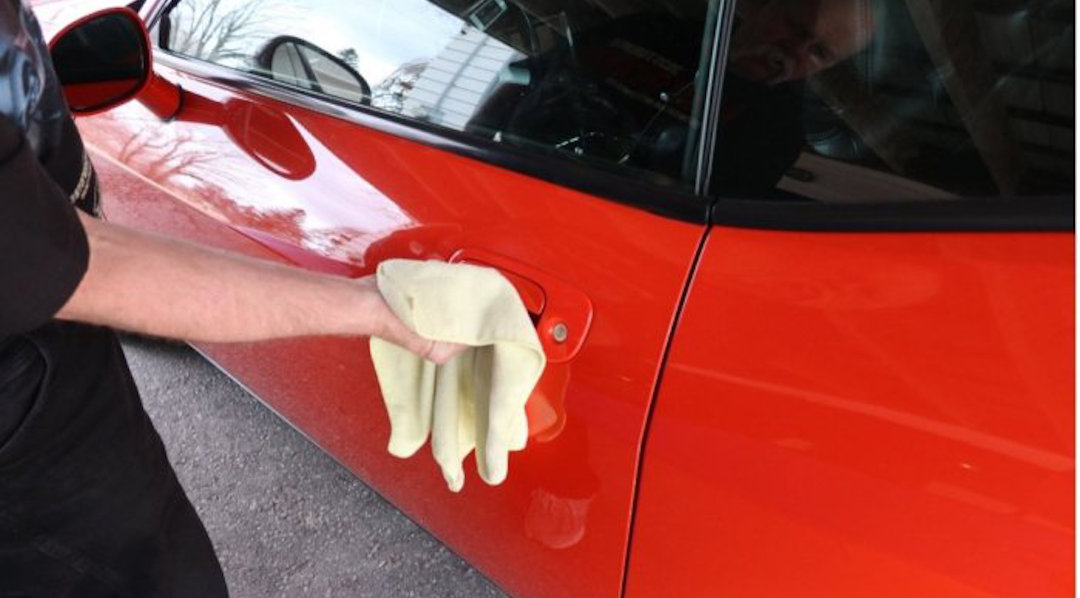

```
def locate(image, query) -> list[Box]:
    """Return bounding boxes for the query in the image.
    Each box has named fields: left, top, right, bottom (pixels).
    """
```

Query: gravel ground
left=121, top=334, right=508, bottom=598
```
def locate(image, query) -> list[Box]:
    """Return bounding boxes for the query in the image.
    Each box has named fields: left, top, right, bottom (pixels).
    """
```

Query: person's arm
left=57, top=212, right=460, bottom=363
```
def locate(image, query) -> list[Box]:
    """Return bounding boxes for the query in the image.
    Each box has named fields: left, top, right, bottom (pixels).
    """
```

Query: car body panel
left=34, top=1, right=1074, bottom=596
left=625, top=226, right=1074, bottom=596
left=77, top=62, right=706, bottom=597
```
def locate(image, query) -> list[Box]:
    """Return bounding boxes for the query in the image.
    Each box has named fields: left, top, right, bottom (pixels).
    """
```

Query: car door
left=627, top=0, right=1074, bottom=596
left=63, top=1, right=723, bottom=596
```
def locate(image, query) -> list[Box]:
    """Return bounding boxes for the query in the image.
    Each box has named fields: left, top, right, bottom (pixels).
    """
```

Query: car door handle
left=449, top=248, right=592, bottom=364
left=489, top=266, right=547, bottom=317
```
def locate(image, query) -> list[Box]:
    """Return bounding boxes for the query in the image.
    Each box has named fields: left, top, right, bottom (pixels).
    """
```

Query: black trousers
left=0, top=323, right=228, bottom=597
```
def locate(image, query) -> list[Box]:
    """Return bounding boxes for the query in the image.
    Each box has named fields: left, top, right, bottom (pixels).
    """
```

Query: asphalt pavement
left=120, top=334, right=508, bottom=598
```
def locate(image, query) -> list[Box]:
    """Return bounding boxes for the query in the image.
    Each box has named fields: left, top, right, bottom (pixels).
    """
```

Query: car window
left=153, top=0, right=722, bottom=191
left=712, top=0, right=1074, bottom=203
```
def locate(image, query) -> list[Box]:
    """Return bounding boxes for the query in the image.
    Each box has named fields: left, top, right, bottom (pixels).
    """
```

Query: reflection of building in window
left=403, top=28, right=520, bottom=129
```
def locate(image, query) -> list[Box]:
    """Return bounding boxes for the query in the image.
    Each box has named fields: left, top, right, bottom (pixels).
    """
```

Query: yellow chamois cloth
left=369, top=259, right=546, bottom=492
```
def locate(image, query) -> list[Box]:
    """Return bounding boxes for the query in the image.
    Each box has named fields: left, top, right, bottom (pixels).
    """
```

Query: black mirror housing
left=49, top=7, right=151, bottom=115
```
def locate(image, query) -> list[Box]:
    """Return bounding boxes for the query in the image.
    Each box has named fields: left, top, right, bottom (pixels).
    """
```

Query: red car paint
left=78, top=68, right=704, bottom=597
left=37, top=2, right=1074, bottom=597
left=625, top=227, right=1074, bottom=597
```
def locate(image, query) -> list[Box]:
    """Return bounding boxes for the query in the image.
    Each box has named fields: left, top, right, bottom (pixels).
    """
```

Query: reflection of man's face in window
left=729, top=0, right=873, bottom=85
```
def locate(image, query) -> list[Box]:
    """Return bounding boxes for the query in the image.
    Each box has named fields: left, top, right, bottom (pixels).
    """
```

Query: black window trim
left=711, top=196, right=1074, bottom=232
left=693, top=0, right=735, bottom=197
left=145, top=0, right=1074, bottom=233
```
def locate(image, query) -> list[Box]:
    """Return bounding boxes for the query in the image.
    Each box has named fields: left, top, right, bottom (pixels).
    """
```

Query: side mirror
left=254, top=36, right=372, bottom=106
left=49, top=7, right=151, bottom=114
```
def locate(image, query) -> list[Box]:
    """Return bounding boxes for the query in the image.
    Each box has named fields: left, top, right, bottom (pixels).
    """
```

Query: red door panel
left=78, top=63, right=705, bottom=597
left=625, top=226, right=1073, bottom=597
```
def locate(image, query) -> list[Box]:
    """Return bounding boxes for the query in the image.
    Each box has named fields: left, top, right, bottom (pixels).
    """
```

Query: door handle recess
left=449, top=248, right=592, bottom=364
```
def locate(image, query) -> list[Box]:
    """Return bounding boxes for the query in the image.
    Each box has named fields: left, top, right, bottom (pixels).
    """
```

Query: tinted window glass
left=713, top=0, right=1074, bottom=202
left=155, top=0, right=721, bottom=190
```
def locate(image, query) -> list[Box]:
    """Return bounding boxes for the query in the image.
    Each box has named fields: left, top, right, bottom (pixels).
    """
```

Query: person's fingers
left=379, top=313, right=466, bottom=365
left=425, top=340, right=468, bottom=364
left=358, top=275, right=467, bottom=364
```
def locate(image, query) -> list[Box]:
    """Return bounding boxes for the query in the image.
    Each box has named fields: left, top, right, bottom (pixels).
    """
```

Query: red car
left=40, top=0, right=1073, bottom=596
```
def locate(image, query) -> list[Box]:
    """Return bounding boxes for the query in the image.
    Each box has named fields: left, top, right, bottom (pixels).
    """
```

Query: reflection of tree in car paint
left=93, top=111, right=307, bottom=242
left=118, top=127, right=215, bottom=183
left=93, top=105, right=410, bottom=265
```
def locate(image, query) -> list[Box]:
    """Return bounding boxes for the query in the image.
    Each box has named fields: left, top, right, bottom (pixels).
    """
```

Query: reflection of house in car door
left=404, top=27, right=519, bottom=128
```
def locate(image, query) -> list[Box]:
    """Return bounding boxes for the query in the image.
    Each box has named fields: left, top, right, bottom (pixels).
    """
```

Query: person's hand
left=356, top=276, right=467, bottom=365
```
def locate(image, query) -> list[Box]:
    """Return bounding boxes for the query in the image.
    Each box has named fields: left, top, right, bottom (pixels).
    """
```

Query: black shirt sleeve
left=0, top=113, right=89, bottom=335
